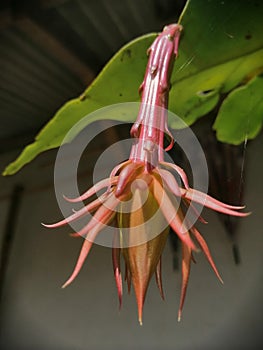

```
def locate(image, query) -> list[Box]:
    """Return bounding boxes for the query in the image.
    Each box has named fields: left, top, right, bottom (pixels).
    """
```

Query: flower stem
left=129, top=24, right=183, bottom=170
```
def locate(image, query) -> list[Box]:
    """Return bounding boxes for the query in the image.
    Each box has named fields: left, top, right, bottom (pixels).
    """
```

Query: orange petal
left=178, top=242, right=192, bottom=321
left=112, top=233, right=123, bottom=308
left=191, top=226, right=223, bottom=284
left=115, top=163, right=143, bottom=197
left=121, top=186, right=169, bottom=325
left=62, top=207, right=116, bottom=288
left=152, top=176, right=196, bottom=251
left=73, top=193, right=119, bottom=238
left=155, top=257, right=165, bottom=300
left=124, top=263, right=131, bottom=294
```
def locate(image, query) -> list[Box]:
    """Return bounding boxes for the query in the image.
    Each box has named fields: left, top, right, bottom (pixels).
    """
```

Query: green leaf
left=169, top=0, right=263, bottom=126
left=3, top=34, right=155, bottom=176
left=213, top=75, right=263, bottom=144
left=4, top=0, right=263, bottom=175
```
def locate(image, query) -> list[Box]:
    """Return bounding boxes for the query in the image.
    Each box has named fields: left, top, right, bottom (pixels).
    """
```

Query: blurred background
left=0, top=1, right=262, bottom=349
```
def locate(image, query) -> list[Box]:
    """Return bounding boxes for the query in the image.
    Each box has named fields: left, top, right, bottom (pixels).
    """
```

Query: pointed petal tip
left=41, top=222, right=60, bottom=229
left=41, top=222, right=55, bottom=228
left=225, top=209, right=251, bottom=217
left=41, top=221, right=66, bottom=229
left=63, top=194, right=79, bottom=203
left=61, top=272, right=77, bottom=289
left=200, top=217, right=208, bottom=224
left=177, top=311, right=182, bottom=322
left=70, top=232, right=82, bottom=238
left=155, top=259, right=165, bottom=300
left=184, top=236, right=198, bottom=252
left=115, top=272, right=123, bottom=309
left=136, top=295, right=145, bottom=327
left=178, top=232, right=198, bottom=252
left=63, top=194, right=70, bottom=200
left=215, top=271, right=224, bottom=284
left=183, top=188, right=250, bottom=216
left=174, top=226, right=198, bottom=252
left=61, top=280, right=70, bottom=289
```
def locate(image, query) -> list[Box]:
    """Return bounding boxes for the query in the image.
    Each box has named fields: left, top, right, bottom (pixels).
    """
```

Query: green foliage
left=214, top=75, right=263, bottom=144
left=4, top=0, right=263, bottom=175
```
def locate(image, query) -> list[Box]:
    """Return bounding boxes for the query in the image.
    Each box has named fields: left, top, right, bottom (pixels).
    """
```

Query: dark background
left=0, top=1, right=262, bottom=349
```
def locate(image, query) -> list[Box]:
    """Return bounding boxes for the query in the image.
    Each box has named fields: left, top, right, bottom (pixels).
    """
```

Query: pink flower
left=43, top=24, right=249, bottom=324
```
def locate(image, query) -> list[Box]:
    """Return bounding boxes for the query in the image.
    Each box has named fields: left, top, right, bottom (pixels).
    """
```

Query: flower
left=44, top=149, right=248, bottom=324
left=43, top=24, right=249, bottom=324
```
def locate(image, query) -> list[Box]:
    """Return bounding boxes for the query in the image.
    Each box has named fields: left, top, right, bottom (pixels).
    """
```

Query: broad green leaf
left=213, top=75, right=263, bottom=144
left=4, top=0, right=263, bottom=175
left=169, top=0, right=263, bottom=126
left=3, top=34, right=155, bottom=176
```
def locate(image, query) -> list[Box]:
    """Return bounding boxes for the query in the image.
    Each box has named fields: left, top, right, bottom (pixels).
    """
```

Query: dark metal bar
left=0, top=184, right=24, bottom=310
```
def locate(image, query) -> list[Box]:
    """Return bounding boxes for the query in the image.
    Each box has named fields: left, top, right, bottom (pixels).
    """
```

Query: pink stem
left=129, top=24, right=182, bottom=169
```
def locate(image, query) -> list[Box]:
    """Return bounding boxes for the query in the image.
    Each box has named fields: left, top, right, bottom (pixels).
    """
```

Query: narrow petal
left=191, top=226, right=223, bottom=284
left=124, top=263, right=131, bottom=294
left=70, top=232, right=83, bottom=238
left=178, top=242, right=192, bottom=322
left=181, top=188, right=249, bottom=216
left=42, top=194, right=106, bottom=228
left=62, top=209, right=116, bottom=288
left=112, top=233, right=123, bottom=309
left=152, top=177, right=196, bottom=251
left=109, top=159, right=131, bottom=178
left=63, top=177, right=118, bottom=203
left=121, top=188, right=169, bottom=325
left=164, top=126, right=175, bottom=152
left=115, top=163, right=142, bottom=197
left=61, top=197, right=118, bottom=288
left=72, top=193, right=119, bottom=238
left=156, top=168, right=181, bottom=196
left=160, top=161, right=189, bottom=189
left=183, top=199, right=208, bottom=224
left=62, top=241, right=92, bottom=288
left=155, top=257, right=165, bottom=300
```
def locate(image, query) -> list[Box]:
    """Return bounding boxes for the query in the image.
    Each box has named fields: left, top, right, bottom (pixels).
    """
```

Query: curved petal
left=164, top=126, right=175, bottom=152
left=181, top=188, right=250, bottom=216
left=112, top=232, right=123, bottom=308
left=191, top=226, right=223, bottom=284
left=124, top=263, right=131, bottom=294
left=152, top=177, right=196, bottom=251
left=73, top=193, right=119, bottom=238
left=110, top=159, right=131, bottom=178
left=115, top=163, right=142, bottom=197
left=160, top=161, right=189, bottom=189
left=42, top=194, right=107, bottom=228
left=155, top=257, right=165, bottom=300
left=178, top=242, right=192, bottom=322
left=156, top=168, right=181, bottom=196
left=63, top=177, right=118, bottom=203
left=62, top=210, right=116, bottom=288
left=183, top=199, right=208, bottom=224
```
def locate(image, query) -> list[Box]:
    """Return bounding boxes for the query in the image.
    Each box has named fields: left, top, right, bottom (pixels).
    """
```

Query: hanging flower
left=43, top=24, right=249, bottom=324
